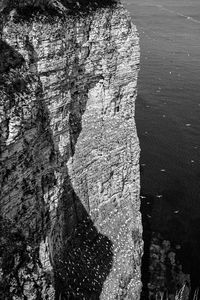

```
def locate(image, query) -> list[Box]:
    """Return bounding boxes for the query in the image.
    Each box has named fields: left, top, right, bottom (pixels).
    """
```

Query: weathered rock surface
left=0, top=2, right=142, bottom=299
left=148, top=233, right=190, bottom=300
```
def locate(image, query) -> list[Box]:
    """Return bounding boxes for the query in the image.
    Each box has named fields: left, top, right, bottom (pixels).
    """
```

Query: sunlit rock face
left=0, top=2, right=142, bottom=299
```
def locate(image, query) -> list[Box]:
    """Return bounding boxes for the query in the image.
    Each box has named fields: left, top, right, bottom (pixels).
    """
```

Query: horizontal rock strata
left=0, top=2, right=142, bottom=299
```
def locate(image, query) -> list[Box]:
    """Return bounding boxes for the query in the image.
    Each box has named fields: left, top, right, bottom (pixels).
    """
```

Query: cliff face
left=0, top=3, right=142, bottom=299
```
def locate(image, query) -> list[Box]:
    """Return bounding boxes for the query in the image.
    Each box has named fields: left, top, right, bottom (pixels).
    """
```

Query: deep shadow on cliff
left=0, top=40, right=25, bottom=72
left=0, top=29, right=113, bottom=298
left=53, top=174, right=113, bottom=299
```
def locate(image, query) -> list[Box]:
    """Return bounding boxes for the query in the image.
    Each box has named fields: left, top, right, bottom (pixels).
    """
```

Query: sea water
left=123, top=0, right=200, bottom=294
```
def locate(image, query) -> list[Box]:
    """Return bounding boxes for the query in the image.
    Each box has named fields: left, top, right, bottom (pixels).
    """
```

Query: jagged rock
left=148, top=233, right=190, bottom=300
left=0, top=2, right=142, bottom=299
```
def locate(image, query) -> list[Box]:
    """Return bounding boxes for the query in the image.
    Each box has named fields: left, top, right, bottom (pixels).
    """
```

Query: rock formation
left=0, top=1, right=142, bottom=299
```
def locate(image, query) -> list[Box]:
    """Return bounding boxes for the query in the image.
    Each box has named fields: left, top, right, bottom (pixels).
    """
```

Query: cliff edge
left=0, top=1, right=142, bottom=299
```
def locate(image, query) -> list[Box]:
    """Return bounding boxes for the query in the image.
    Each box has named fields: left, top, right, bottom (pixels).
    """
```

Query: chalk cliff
left=0, top=1, right=142, bottom=299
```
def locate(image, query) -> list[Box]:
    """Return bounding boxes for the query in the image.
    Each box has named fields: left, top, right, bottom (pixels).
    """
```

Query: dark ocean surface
left=123, top=0, right=200, bottom=293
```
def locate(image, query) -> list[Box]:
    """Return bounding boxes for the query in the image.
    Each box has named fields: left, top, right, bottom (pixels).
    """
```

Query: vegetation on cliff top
left=0, top=0, right=119, bottom=18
